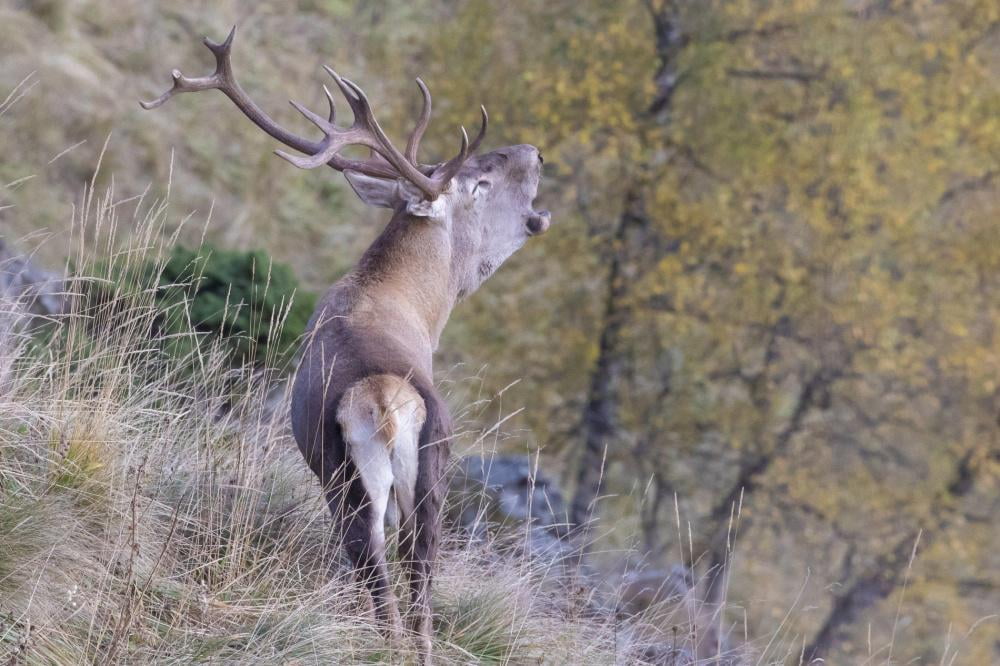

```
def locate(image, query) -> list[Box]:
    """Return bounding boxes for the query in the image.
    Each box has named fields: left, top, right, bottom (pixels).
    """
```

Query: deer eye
left=473, top=179, right=491, bottom=195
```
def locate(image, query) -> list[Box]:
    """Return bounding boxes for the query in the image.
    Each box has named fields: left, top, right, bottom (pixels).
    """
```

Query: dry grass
left=0, top=177, right=645, bottom=665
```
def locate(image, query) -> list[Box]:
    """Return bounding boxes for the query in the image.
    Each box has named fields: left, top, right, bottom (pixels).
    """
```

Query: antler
left=275, top=67, right=487, bottom=199
left=140, top=25, right=487, bottom=199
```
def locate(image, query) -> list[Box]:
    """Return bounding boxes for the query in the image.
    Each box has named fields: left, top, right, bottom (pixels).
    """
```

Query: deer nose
left=526, top=210, right=551, bottom=236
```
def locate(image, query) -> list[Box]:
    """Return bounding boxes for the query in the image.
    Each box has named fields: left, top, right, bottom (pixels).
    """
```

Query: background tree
left=2, top=0, right=998, bottom=662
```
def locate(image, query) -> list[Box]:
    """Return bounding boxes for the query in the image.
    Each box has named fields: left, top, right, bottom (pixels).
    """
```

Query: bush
left=157, top=245, right=316, bottom=368
left=82, top=245, right=316, bottom=372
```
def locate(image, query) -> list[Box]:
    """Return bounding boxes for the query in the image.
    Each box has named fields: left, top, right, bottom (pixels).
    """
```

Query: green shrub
left=159, top=245, right=316, bottom=368
left=82, top=245, right=316, bottom=371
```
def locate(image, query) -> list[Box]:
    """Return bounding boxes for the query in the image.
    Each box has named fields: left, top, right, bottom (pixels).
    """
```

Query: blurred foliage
left=83, top=245, right=315, bottom=370
left=154, top=245, right=315, bottom=368
left=1, top=0, right=998, bottom=662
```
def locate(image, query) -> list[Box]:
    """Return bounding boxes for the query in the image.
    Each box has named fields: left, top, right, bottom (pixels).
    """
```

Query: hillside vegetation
left=2, top=1, right=999, bottom=663
left=0, top=197, right=648, bottom=664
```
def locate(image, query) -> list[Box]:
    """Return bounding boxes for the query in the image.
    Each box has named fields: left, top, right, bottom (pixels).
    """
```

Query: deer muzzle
left=526, top=210, right=551, bottom=236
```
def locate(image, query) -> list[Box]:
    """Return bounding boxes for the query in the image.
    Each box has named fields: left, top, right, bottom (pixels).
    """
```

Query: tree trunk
left=568, top=0, right=686, bottom=535
left=702, top=369, right=831, bottom=604
left=803, top=447, right=984, bottom=661
left=570, top=191, right=648, bottom=529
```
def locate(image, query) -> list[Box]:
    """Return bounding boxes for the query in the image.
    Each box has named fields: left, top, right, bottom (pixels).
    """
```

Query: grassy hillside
left=0, top=1, right=416, bottom=283
left=0, top=197, right=642, bottom=664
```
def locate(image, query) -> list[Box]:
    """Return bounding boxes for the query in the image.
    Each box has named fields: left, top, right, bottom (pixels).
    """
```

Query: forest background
left=2, top=0, right=998, bottom=662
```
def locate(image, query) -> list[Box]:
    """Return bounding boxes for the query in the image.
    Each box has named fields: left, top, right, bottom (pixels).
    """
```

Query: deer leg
left=323, top=481, right=373, bottom=618
left=340, top=488, right=403, bottom=637
left=399, top=444, right=445, bottom=662
left=337, top=374, right=429, bottom=653
left=337, top=428, right=403, bottom=639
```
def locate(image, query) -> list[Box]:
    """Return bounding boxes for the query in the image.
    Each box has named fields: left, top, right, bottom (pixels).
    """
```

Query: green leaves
left=84, top=245, right=316, bottom=372
left=155, top=245, right=317, bottom=369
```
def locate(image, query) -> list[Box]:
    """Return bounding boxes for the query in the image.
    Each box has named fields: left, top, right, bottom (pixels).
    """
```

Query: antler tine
left=203, top=24, right=237, bottom=59
left=289, top=99, right=335, bottom=133
left=468, top=105, right=488, bottom=155
left=275, top=145, right=339, bottom=170
left=322, top=84, right=337, bottom=124
left=322, top=67, right=370, bottom=126
left=139, top=25, right=237, bottom=110
left=418, top=105, right=486, bottom=192
left=275, top=72, right=387, bottom=171
left=404, top=78, right=433, bottom=164
left=427, top=127, right=470, bottom=190
left=311, top=67, right=443, bottom=197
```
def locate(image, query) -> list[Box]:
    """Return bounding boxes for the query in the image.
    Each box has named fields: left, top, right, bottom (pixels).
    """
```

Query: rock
left=0, top=240, right=65, bottom=320
left=447, top=457, right=734, bottom=662
left=618, top=565, right=695, bottom=618
left=448, top=454, right=573, bottom=562
left=636, top=643, right=697, bottom=665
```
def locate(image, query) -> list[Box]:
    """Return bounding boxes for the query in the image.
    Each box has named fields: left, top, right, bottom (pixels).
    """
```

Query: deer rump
left=337, top=374, right=426, bottom=540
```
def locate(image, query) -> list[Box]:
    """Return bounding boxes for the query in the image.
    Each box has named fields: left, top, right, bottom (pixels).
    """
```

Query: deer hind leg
left=398, top=396, right=449, bottom=663
left=398, top=464, right=441, bottom=662
left=337, top=375, right=426, bottom=643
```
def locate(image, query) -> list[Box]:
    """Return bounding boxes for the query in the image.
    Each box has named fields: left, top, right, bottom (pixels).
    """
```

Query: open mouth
left=526, top=209, right=551, bottom=236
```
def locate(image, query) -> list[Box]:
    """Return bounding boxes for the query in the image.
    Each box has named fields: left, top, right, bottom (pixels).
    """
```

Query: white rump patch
left=337, top=375, right=426, bottom=539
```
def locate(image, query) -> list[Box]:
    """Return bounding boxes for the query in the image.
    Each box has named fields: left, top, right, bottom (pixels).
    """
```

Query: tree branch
left=803, top=446, right=985, bottom=660
left=726, top=67, right=823, bottom=84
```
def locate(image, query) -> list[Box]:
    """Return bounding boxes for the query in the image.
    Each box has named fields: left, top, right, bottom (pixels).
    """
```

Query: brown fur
left=291, top=145, right=546, bottom=662
left=290, top=216, right=454, bottom=658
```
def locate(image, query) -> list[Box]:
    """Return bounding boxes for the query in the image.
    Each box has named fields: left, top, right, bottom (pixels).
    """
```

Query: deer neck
left=358, top=212, right=462, bottom=353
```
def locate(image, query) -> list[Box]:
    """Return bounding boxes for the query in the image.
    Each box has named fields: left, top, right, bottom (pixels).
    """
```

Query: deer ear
left=343, top=171, right=439, bottom=217
left=343, top=171, right=400, bottom=209
left=397, top=180, right=438, bottom=218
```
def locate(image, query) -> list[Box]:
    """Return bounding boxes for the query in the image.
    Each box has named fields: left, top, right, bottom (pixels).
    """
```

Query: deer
left=141, top=26, right=550, bottom=661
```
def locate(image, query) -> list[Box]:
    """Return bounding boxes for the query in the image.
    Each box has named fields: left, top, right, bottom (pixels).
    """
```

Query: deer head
left=141, top=26, right=549, bottom=305
left=344, top=146, right=550, bottom=298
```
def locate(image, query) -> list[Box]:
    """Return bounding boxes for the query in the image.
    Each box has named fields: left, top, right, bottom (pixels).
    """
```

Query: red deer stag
left=142, top=26, right=550, bottom=661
